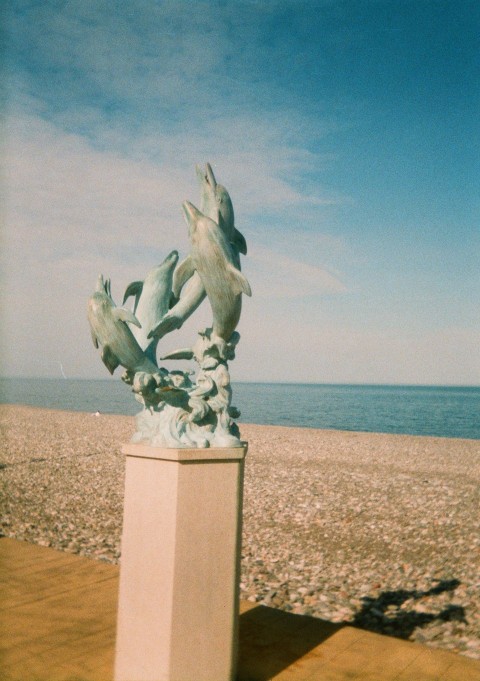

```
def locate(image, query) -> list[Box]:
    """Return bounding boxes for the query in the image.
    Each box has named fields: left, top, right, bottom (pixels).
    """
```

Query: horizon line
left=0, top=375, right=479, bottom=390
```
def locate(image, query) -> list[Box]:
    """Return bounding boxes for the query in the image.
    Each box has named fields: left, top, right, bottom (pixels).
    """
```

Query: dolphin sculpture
left=181, top=201, right=251, bottom=343
left=196, top=162, right=247, bottom=257
left=122, top=250, right=179, bottom=362
left=149, top=163, right=247, bottom=340
left=172, top=164, right=246, bottom=292
left=87, top=275, right=158, bottom=375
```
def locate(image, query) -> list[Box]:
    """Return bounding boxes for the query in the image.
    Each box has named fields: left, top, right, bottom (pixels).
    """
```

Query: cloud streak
left=4, top=107, right=345, bottom=265
left=247, top=245, right=346, bottom=298
left=7, top=2, right=329, bottom=127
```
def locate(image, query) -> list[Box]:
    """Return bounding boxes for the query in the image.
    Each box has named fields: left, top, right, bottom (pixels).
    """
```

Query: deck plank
left=1, top=538, right=479, bottom=681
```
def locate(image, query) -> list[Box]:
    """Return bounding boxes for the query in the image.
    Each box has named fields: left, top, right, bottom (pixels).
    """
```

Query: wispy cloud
left=4, top=111, right=190, bottom=259
left=4, top=108, right=345, bottom=267
left=247, top=244, right=346, bottom=298
left=7, top=2, right=330, bottom=128
left=5, top=1, right=347, bottom=276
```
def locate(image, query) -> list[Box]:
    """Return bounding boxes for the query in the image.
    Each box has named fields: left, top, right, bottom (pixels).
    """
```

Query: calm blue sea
left=1, top=377, right=479, bottom=440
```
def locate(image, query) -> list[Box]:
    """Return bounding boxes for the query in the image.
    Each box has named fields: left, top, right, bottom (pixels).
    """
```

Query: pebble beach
left=1, top=404, right=479, bottom=660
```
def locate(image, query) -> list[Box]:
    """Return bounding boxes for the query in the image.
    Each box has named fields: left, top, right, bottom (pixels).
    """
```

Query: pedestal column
left=114, top=443, right=247, bottom=681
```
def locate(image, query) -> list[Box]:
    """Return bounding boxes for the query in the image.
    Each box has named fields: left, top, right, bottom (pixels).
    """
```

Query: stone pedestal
left=114, top=442, right=247, bottom=681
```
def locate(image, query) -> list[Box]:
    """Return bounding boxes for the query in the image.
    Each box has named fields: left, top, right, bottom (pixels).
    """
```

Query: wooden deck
left=1, top=538, right=479, bottom=681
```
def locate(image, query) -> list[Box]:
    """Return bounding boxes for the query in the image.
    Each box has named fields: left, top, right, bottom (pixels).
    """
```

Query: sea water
left=1, top=378, right=478, bottom=440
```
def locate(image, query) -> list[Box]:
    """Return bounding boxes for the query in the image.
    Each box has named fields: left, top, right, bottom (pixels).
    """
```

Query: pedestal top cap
left=122, top=442, right=248, bottom=462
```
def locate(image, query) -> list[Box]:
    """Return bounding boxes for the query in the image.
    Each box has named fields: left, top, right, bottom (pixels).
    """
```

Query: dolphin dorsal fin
left=123, top=281, right=143, bottom=313
left=232, top=227, right=247, bottom=255
left=226, top=263, right=252, bottom=297
left=172, top=255, right=196, bottom=298
left=113, top=307, right=142, bottom=328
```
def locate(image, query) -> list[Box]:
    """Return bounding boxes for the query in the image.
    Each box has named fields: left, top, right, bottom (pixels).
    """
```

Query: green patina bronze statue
left=87, top=163, right=251, bottom=448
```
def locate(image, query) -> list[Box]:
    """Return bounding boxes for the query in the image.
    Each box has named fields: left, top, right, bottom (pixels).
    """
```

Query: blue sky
left=2, top=0, right=479, bottom=384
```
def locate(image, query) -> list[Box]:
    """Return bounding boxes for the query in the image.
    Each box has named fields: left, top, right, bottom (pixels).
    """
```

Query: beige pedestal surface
left=114, top=442, right=247, bottom=681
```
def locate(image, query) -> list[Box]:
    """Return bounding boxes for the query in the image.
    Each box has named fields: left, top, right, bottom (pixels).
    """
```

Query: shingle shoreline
left=1, top=404, right=479, bottom=659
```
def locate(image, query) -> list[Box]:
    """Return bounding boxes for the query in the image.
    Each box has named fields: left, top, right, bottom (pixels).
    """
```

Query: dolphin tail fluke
left=226, top=263, right=252, bottom=297
left=232, top=227, right=247, bottom=255
left=172, top=255, right=195, bottom=298
left=123, top=280, right=143, bottom=312
left=101, top=345, right=120, bottom=375
left=113, top=307, right=142, bottom=328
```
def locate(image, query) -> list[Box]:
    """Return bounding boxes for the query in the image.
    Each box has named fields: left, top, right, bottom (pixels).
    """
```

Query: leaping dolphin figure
left=181, top=201, right=251, bottom=343
left=122, top=250, right=178, bottom=362
left=196, top=162, right=247, bottom=257
left=87, top=275, right=158, bottom=375
left=149, top=163, right=247, bottom=340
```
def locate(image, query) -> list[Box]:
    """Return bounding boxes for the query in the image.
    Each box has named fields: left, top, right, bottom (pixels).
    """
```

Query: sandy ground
left=1, top=404, right=479, bottom=659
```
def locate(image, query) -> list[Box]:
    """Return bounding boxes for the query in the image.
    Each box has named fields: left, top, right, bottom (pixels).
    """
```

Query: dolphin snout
left=205, top=162, right=217, bottom=189
left=95, top=274, right=105, bottom=292
left=195, top=162, right=217, bottom=190
left=182, top=201, right=202, bottom=228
